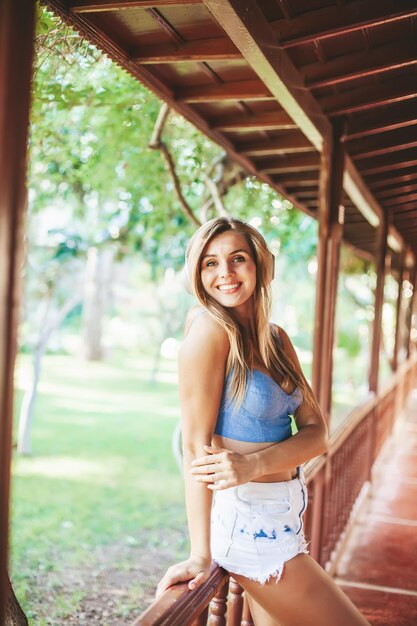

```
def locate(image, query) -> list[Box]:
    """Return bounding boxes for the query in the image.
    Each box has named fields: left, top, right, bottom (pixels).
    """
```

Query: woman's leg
left=232, top=554, right=371, bottom=626
left=246, top=593, right=283, bottom=626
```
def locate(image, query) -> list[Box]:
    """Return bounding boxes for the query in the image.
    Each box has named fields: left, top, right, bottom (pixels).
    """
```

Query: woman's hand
left=190, top=445, right=257, bottom=490
left=156, top=553, right=212, bottom=598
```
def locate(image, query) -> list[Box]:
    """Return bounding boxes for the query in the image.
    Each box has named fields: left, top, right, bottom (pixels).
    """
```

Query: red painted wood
left=226, top=578, right=244, bottom=626
left=369, top=215, right=389, bottom=393
left=271, top=3, right=417, bottom=48
left=0, top=1, right=36, bottom=622
left=209, top=579, right=228, bottom=626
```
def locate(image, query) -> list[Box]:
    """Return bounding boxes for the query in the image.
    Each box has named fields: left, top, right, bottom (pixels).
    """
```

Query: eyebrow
left=202, top=248, right=249, bottom=260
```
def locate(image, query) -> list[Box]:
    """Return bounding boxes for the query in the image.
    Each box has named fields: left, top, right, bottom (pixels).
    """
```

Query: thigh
left=232, top=554, right=370, bottom=626
left=245, top=593, right=283, bottom=626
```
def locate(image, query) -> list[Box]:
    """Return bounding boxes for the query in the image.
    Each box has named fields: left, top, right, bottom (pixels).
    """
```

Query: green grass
left=10, top=353, right=186, bottom=612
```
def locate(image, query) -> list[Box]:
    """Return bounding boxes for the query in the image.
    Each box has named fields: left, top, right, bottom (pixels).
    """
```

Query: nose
left=219, top=260, right=234, bottom=278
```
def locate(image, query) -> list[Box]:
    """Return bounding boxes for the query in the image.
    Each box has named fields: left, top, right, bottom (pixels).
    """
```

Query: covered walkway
left=335, top=391, right=417, bottom=625
left=2, top=1, right=417, bottom=624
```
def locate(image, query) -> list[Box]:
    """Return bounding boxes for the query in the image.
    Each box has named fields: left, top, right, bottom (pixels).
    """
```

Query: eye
left=233, top=255, right=246, bottom=263
left=205, top=259, right=217, bottom=267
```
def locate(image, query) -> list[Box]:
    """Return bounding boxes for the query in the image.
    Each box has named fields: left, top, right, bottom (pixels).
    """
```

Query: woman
left=157, top=217, right=370, bottom=626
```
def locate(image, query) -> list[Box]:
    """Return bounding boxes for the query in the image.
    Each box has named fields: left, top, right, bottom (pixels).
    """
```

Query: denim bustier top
left=214, top=369, right=303, bottom=443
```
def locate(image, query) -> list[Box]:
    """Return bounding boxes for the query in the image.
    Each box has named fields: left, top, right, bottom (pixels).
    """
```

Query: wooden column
left=312, top=120, right=346, bottom=422
left=406, top=260, right=417, bottom=358
left=392, top=249, right=405, bottom=371
left=0, top=1, right=36, bottom=622
left=369, top=213, right=389, bottom=393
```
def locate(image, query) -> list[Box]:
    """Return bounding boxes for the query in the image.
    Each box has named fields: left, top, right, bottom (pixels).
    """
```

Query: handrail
left=133, top=563, right=229, bottom=626
left=132, top=353, right=417, bottom=626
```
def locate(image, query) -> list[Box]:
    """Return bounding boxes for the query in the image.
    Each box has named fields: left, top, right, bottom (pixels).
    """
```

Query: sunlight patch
left=14, top=456, right=113, bottom=483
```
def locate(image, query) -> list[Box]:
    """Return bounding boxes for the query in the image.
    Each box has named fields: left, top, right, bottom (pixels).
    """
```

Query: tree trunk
left=5, top=573, right=28, bottom=626
left=17, top=339, right=45, bottom=455
left=82, top=247, right=113, bottom=361
left=17, top=293, right=82, bottom=455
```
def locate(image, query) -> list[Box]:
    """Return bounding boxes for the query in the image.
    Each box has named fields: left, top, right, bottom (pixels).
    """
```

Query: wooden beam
left=368, top=170, right=417, bottom=189
left=203, top=0, right=331, bottom=151
left=354, top=139, right=417, bottom=161
left=132, top=38, right=241, bottom=63
left=392, top=202, right=417, bottom=215
left=210, top=110, right=296, bottom=132
left=285, top=184, right=318, bottom=193
left=344, top=157, right=383, bottom=227
left=176, top=79, right=273, bottom=102
left=305, top=42, right=417, bottom=89
left=360, top=150, right=417, bottom=176
left=256, top=153, right=320, bottom=174
left=376, top=183, right=417, bottom=199
left=288, top=190, right=318, bottom=199
left=271, top=1, right=417, bottom=48
left=344, top=100, right=417, bottom=140
left=0, top=1, right=36, bottom=622
left=70, top=0, right=200, bottom=11
left=321, top=74, right=417, bottom=117
left=273, top=171, right=319, bottom=186
left=236, top=134, right=315, bottom=156
left=369, top=212, right=389, bottom=392
left=383, top=193, right=417, bottom=207
left=348, top=127, right=417, bottom=160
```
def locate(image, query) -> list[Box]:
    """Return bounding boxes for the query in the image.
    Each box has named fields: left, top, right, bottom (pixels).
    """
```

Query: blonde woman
left=157, top=217, right=370, bottom=626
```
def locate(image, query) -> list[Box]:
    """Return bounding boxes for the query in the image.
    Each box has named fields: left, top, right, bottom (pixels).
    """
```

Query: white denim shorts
left=210, top=466, right=309, bottom=584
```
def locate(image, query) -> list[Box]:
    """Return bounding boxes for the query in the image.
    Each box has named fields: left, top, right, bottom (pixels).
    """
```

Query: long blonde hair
left=185, top=217, right=318, bottom=413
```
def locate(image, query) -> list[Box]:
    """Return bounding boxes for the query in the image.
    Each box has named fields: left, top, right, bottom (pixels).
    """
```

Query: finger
left=156, top=571, right=187, bottom=597
left=194, top=473, right=220, bottom=483
left=203, top=445, right=224, bottom=453
left=188, top=570, right=207, bottom=590
left=190, top=464, right=218, bottom=475
left=191, top=455, right=221, bottom=467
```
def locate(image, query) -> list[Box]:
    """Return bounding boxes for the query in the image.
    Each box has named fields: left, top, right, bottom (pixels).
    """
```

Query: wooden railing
left=133, top=355, right=417, bottom=626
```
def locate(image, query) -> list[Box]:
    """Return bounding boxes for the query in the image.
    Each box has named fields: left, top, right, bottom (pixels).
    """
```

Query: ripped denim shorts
left=210, top=466, right=309, bottom=584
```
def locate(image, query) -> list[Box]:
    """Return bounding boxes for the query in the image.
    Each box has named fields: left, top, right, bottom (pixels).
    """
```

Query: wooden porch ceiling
left=43, top=0, right=417, bottom=262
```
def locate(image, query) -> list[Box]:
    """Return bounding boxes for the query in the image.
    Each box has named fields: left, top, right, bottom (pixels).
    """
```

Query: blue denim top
left=214, top=369, right=303, bottom=443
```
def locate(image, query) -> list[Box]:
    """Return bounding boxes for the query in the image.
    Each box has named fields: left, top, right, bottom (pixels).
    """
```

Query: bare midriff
left=211, top=433, right=297, bottom=483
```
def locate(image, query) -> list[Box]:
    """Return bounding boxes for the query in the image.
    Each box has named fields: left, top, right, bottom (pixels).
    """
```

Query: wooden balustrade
left=132, top=354, right=417, bottom=626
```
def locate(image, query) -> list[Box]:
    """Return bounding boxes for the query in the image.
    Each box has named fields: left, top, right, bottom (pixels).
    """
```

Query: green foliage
left=11, top=354, right=186, bottom=620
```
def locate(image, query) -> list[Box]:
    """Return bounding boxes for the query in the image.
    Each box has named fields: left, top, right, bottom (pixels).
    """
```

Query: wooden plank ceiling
left=43, top=0, right=417, bottom=264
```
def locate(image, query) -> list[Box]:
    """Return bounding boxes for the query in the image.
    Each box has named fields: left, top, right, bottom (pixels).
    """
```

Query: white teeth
left=218, top=283, right=240, bottom=292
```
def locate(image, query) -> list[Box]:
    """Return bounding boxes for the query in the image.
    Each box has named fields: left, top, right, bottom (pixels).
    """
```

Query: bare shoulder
left=271, top=323, right=290, bottom=347
left=181, top=307, right=229, bottom=363
left=272, top=324, right=302, bottom=371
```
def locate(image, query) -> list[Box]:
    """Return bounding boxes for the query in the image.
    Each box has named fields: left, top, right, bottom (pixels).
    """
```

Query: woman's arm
left=251, top=325, right=328, bottom=475
left=156, top=311, right=229, bottom=595
left=190, top=326, right=328, bottom=488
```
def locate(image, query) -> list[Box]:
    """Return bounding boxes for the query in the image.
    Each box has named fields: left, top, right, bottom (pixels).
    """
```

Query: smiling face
left=200, top=230, right=257, bottom=315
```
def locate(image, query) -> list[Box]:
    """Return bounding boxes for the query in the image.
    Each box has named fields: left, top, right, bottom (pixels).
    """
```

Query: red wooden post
left=406, top=259, right=417, bottom=358
left=209, top=579, right=228, bottom=626
left=226, top=578, right=244, bottom=626
left=312, top=120, right=345, bottom=422
left=0, top=1, right=36, bottom=622
left=392, top=249, right=405, bottom=371
left=369, top=213, right=389, bottom=393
